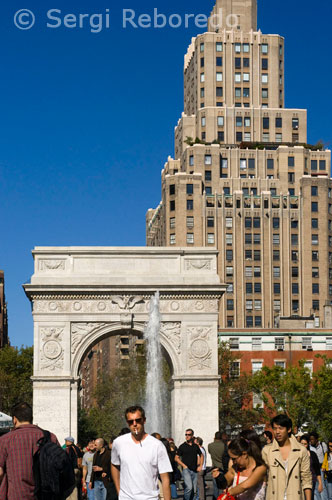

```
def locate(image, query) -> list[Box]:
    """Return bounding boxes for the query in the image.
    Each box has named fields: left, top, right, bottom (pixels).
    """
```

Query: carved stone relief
left=187, top=326, right=212, bottom=370
left=185, top=259, right=212, bottom=271
left=40, top=327, right=64, bottom=371
left=38, top=260, right=66, bottom=271
left=160, top=322, right=181, bottom=354
left=33, top=297, right=147, bottom=314
left=71, top=323, right=107, bottom=355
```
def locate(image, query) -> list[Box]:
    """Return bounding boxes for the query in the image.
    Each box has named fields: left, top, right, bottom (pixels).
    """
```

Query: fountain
left=144, top=291, right=168, bottom=437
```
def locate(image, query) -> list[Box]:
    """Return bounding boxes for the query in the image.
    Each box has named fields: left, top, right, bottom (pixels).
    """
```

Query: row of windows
left=199, top=42, right=273, bottom=55
left=170, top=233, right=215, bottom=245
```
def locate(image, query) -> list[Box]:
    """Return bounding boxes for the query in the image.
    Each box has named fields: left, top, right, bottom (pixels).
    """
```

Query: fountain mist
left=144, top=291, right=168, bottom=436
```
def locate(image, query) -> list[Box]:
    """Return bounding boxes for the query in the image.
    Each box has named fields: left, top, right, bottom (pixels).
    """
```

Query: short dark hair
left=196, top=436, right=203, bottom=446
left=215, top=431, right=222, bottom=440
left=309, top=431, right=319, bottom=440
left=11, top=402, right=32, bottom=423
left=186, top=428, right=194, bottom=435
left=125, top=405, right=145, bottom=420
left=300, top=434, right=310, bottom=445
left=264, top=430, right=273, bottom=441
left=271, top=414, right=292, bottom=432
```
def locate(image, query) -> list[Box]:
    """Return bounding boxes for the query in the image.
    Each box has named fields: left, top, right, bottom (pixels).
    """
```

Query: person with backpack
left=0, top=401, right=74, bottom=500
left=65, top=437, right=83, bottom=500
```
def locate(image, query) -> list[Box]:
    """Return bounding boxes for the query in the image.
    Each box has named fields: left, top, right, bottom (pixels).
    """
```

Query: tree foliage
left=0, top=345, right=33, bottom=413
left=250, top=362, right=312, bottom=429
left=218, top=342, right=263, bottom=431
left=308, top=356, right=332, bottom=441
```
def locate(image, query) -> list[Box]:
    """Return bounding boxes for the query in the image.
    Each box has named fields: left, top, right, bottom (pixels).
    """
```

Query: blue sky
left=0, top=0, right=331, bottom=347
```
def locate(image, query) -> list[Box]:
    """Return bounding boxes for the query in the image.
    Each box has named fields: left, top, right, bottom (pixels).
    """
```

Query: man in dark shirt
left=0, top=402, right=58, bottom=500
left=208, top=432, right=226, bottom=500
left=175, top=429, right=202, bottom=500
left=90, top=438, right=111, bottom=500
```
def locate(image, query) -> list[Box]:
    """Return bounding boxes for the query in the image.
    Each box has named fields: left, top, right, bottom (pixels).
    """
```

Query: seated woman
left=212, top=437, right=267, bottom=500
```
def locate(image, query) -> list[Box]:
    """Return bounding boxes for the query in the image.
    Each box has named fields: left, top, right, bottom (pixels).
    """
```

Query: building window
left=273, top=250, right=280, bottom=261
left=253, top=217, right=260, bottom=228
left=262, top=88, right=268, bottom=99
left=312, top=234, right=319, bottom=245
left=245, top=266, right=252, bottom=277
left=255, top=300, right=262, bottom=310
left=200, top=57, right=205, bottom=67
left=246, top=283, right=253, bottom=294
left=205, top=154, right=212, bottom=165
left=261, top=43, right=268, bottom=54
left=251, top=362, right=263, bottom=373
left=319, top=160, right=326, bottom=171
left=207, top=233, right=215, bottom=244
left=170, top=217, right=175, bottom=229
left=276, top=117, right=282, bottom=128
left=246, top=299, right=253, bottom=310
left=230, top=338, right=239, bottom=349
left=236, top=132, right=243, bottom=142
left=205, top=186, right=212, bottom=195
left=186, top=233, right=194, bottom=244
left=217, top=116, right=224, bottom=127
left=273, top=234, right=280, bottom=245
left=311, top=160, right=317, bottom=171
left=226, top=266, right=233, bottom=277
left=216, top=56, right=223, bottom=66
left=292, top=118, right=299, bottom=130
left=291, top=234, right=298, bottom=245
left=245, top=249, right=252, bottom=259
left=186, top=216, right=194, bottom=228
left=311, top=186, right=318, bottom=196
left=312, top=283, right=319, bottom=294
left=216, top=87, right=223, bottom=97
left=262, top=58, right=268, bottom=70
left=230, top=361, right=240, bottom=378
left=236, top=116, right=243, bottom=127
left=235, top=73, right=241, bottom=83
left=292, top=267, right=299, bottom=277
left=274, top=300, right=281, bottom=311
left=216, top=72, right=223, bottom=82
left=187, top=184, right=193, bottom=195
left=187, top=199, right=194, bottom=210
left=275, top=360, right=286, bottom=369
left=276, top=133, right=282, bottom=143
left=200, top=87, right=205, bottom=98
left=200, top=73, right=205, bottom=82
left=304, top=361, right=313, bottom=376
left=207, top=217, right=214, bottom=227
left=254, top=267, right=261, bottom=278
left=245, top=233, right=252, bottom=244
left=227, top=299, right=234, bottom=310
left=252, top=337, right=262, bottom=351
left=254, top=282, right=261, bottom=293
left=326, top=337, right=332, bottom=350
left=275, top=337, right=285, bottom=350
left=170, top=234, right=175, bottom=245
left=246, top=316, right=253, bottom=327
left=243, top=73, right=250, bottom=82
left=262, top=74, right=268, bottom=84
left=302, top=337, right=312, bottom=350
left=243, top=57, right=250, bottom=68
left=262, top=132, right=270, bottom=142
left=263, top=117, right=270, bottom=129
left=226, top=217, right=233, bottom=228
left=226, top=233, right=233, bottom=245
left=227, top=283, right=233, bottom=293
left=205, top=170, right=212, bottom=182
left=243, top=88, right=250, bottom=98
left=274, top=283, right=280, bottom=294
left=312, top=267, right=319, bottom=278
left=312, top=251, right=319, bottom=261
left=200, top=42, right=204, bottom=52
left=189, top=155, right=194, bottom=166
left=292, top=283, right=299, bottom=294
left=253, top=234, right=261, bottom=244
left=311, top=202, right=318, bottom=212
left=313, top=300, right=320, bottom=310
left=170, top=200, right=175, bottom=211
left=235, top=58, right=241, bottom=69
left=312, top=218, right=318, bottom=229
left=216, top=42, right=223, bottom=52
left=169, top=184, right=175, bottom=195
left=235, top=88, right=241, bottom=97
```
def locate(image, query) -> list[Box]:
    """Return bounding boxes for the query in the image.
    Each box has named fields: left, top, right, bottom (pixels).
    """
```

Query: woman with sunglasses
left=212, top=437, right=266, bottom=500
left=322, top=439, right=332, bottom=500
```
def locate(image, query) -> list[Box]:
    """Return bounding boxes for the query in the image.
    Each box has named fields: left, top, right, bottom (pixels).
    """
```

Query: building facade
left=146, top=0, right=332, bottom=334
left=0, top=271, right=8, bottom=348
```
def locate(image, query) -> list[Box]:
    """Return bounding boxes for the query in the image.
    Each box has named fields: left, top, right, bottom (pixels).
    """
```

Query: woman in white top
left=212, top=437, right=266, bottom=500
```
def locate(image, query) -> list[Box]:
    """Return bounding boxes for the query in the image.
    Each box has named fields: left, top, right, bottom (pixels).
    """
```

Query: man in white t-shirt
left=111, top=405, right=172, bottom=500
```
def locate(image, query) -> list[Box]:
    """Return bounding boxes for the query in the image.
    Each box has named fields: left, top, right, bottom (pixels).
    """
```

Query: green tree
left=308, top=356, right=332, bottom=441
left=0, top=345, right=33, bottom=413
left=218, top=342, right=263, bottom=431
left=250, top=362, right=312, bottom=429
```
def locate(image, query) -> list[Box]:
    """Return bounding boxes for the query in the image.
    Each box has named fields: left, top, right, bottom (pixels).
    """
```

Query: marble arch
left=24, top=247, right=226, bottom=447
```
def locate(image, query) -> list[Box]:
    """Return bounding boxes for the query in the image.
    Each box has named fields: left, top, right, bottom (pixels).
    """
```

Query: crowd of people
left=0, top=402, right=331, bottom=500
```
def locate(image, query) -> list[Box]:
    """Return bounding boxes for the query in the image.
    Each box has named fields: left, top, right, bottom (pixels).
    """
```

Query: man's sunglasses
left=185, top=433, right=193, bottom=436
left=127, top=418, right=143, bottom=425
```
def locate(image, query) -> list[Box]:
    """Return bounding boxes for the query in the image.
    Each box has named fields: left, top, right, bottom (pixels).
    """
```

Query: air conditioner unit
left=307, top=347, right=313, bottom=351
left=277, top=347, right=284, bottom=351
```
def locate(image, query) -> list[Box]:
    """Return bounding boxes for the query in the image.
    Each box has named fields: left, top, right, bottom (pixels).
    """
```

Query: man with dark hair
left=176, top=429, right=202, bottom=500
left=208, top=431, right=226, bottom=500
left=0, top=402, right=59, bottom=499
left=65, top=436, right=83, bottom=500
left=262, top=414, right=312, bottom=500
left=111, top=405, right=172, bottom=500
left=90, top=438, right=111, bottom=500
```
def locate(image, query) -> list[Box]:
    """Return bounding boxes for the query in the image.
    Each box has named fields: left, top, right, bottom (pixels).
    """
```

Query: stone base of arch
left=24, top=247, right=226, bottom=449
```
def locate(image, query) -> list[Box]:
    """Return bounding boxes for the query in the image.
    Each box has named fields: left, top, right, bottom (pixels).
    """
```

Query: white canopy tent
left=0, top=411, right=12, bottom=429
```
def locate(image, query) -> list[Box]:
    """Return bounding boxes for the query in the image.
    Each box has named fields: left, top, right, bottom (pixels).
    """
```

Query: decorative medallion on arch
left=24, top=247, right=226, bottom=449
